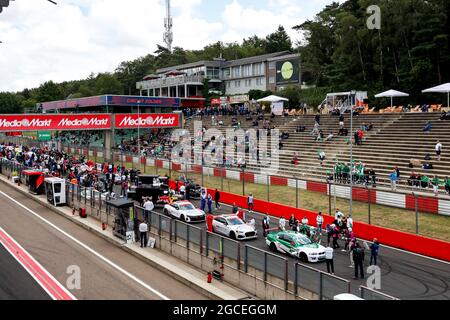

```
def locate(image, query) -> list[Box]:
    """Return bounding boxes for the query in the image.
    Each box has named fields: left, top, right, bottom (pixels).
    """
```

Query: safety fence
left=360, top=286, right=399, bottom=300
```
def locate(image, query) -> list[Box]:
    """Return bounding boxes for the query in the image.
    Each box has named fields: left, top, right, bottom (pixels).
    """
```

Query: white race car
left=212, top=214, right=258, bottom=240
left=81, top=189, right=110, bottom=201
left=163, top=201, right=206, bottom=223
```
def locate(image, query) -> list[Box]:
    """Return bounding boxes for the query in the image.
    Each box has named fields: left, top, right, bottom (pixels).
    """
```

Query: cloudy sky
left=0, top=0, right=336, bottom=92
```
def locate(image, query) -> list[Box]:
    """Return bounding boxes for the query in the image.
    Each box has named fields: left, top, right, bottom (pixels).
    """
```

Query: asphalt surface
left=0, top=245, right=51, bottom=300
left=153, top=197, right=450, bottom=300
left=0, top=183, right=208, bottom=300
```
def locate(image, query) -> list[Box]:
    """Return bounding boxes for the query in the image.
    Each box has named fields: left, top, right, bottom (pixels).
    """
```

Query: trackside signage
left=114, top=114, right=180, bottom=129
left=0, top=114, right=112, bottom=132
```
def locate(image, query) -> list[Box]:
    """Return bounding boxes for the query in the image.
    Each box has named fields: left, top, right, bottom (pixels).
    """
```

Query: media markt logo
left=145, top=116, right=154, bottom=125
left=281, top=61, right=294, bottom=80
left=21, top=119, right=30, bottom=127
left=0, top=117, right=52, bottom=128
left=119, top=115, right=176, bottom=127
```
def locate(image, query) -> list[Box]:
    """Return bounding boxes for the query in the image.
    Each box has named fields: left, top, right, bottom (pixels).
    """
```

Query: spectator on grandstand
left=389, top=169, right=398, bottom=191
left=315, top=130, right=324, bottom=142
left=310, top=122, right=320, bottom=136
left=369, top=168, right=376, bottom=186
left=440, top=110, right=450, bottom=120
left=395, top=166, right=401, bottom=180
left=324, top=132, right=334, bottom=142
left=339, top=114, right=345, bottom=128
left=445, top=177, right=450, bottom=195
left=435, top=140, right=443, bottom=161
left=421, top=174, right=430, bottom=189
left=318, top=150, right=326, bottom=166
left=291, top=152, right=299, bottom=166
left=295, top=125, right=306, bottom=133
left=431, top=176, right=441, bottom=195
left=370, top=239, right=380, bottom=266
left=315, top=113, right=321, bottom=125
left=423, top=121, right=432, bottom=133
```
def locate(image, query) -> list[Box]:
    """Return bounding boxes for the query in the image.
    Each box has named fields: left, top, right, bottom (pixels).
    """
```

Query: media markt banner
left=38, top=131, right=52, bottom=141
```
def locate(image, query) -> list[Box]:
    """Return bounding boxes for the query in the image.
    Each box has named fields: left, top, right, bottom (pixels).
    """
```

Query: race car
left=163, top=201, right=206, bottom=223
left=81, top=188, right=110, bottom=201
left=266, top=231, right=326, bottom=263
left=212, top=214, right=258, bottom=240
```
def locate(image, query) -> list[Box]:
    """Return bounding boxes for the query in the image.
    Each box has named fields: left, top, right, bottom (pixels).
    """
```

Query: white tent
left=422, top=83, right=450, bottom=109
left=375, top=89, right=409, bottom=108
left=256, top=95, right=289, bottom=103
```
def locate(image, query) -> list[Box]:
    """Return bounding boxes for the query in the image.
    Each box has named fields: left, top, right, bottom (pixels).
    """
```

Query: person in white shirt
left=324, top=244, right=334, bottom=274
left=139, top=221, right=148, bottom=248
left=143, top=198, right=154, bottom=220
left=435, top=140, right=443, bottom=161
left=247, top=218, right=256, bottom=228
left=347, top=215, right=353, bottom=230
left=316, top=212, right=324, bottom=233
left=279, top=217, right=286, bottom=231
left=301, top=216, right=309, bottom=226
left=179, top=185, right=186, bottom=199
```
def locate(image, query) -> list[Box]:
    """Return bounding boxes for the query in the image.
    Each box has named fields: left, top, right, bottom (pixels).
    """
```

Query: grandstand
left=182, top=111, right=449, bottom=192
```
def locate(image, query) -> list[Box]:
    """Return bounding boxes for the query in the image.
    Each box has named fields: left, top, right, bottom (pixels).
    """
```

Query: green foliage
left=294, top=0, right=450, bottom=105
left=0, top=92, right=23, bottom=114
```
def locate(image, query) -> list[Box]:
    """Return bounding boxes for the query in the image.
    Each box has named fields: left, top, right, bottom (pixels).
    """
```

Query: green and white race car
left=266, top=231, right=326, bottom=263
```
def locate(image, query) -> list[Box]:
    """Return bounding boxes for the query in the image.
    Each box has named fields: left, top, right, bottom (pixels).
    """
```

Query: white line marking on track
left=0, top=191, right=170, bottom=300
left=0, top=226, right=77, bottom=300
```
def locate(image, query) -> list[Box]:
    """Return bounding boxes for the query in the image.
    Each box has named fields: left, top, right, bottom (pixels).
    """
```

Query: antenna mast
left=163, top=0, right=173, bottom=52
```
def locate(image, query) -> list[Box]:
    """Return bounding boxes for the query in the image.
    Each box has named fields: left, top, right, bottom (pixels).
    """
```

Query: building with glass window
left=136, top=51, right=301, bottom=101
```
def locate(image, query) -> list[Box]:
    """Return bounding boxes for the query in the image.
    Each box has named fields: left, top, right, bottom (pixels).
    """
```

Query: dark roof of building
left=222, top=51, right=291, bottom=67
left=156, top=51, right=293, bottom=74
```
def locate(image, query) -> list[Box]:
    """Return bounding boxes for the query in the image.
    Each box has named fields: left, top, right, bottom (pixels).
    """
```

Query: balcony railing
left=136, top=74, right=221, bottom=90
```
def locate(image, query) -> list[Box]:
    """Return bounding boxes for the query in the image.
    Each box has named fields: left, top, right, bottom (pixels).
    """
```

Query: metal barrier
left=294, top=262, right=351, bottom=300
left=360, top=286, right=399, bottom=300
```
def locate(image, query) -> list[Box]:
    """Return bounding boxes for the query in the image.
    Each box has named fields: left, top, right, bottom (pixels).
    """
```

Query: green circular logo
left=281, top=61, right=294, bottom=80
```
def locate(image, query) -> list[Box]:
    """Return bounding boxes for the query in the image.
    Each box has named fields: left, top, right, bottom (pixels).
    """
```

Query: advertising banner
left=114, top=113, right=181, bottom=129
left=107, top=96, right=180, bottom=108
left=276, top=59, right=300, bottom=85
left=0, top=114, right=112, bottom=132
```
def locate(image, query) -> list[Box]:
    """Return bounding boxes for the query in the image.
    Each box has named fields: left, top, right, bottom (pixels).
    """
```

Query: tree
left=0, top=92, right=23, bottom=114
left=265, top=26, right=293, bottom=53
left=94, top=73, right=122, bottom=95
